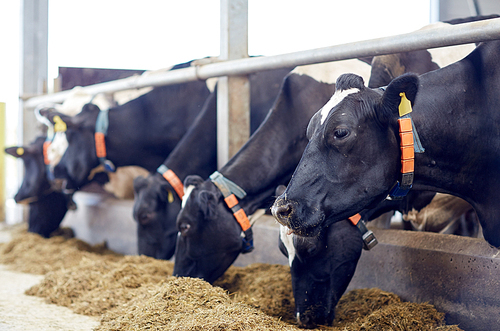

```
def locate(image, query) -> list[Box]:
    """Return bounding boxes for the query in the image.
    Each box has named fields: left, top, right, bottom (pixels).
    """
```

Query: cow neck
left=158, top=92, right=218, bottom=199
left=94, top=107, right=116, bottom=172
left=387, top=92, right=424, bottom=200
left=209, top=171, right=254, bottom=253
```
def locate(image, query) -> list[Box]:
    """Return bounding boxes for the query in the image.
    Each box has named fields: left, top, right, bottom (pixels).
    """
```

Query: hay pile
left=0, top=227, right=463, bottom=331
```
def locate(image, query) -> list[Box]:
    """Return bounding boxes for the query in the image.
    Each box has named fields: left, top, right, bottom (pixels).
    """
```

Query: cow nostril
left=272, top=200, right=294, bottom=222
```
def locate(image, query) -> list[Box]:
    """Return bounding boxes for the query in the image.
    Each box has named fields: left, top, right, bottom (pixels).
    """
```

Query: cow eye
left=179, top=222, right=191, bottom=236
left=334, top=127, right=350, bottom=139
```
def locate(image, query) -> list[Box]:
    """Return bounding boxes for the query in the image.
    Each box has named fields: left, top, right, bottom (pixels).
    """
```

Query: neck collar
left=388, top=92, right=424, bottom=200
left=95, top=108, right=115, bottom=172
left=157, top=164, right=184, bottom=199
left=209, top=171, right=254, bottom=253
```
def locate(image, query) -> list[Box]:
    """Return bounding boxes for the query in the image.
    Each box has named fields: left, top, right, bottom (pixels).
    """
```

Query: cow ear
left=378, top=73, right=419, bottom=122
left=158, top=181, right=173, bottom=203
left=275, top=185, right=287, bottom=197
left=81, top=103, right=101, bottom=114
left=133, top=176, right=148, bottom=193
left=184, top=175, right=205, bottom=188
left=5, top=146, right=25, bottom=158
left=39, top=109, right=77, bottom=129
left=198, top=190, right=217, bottom=219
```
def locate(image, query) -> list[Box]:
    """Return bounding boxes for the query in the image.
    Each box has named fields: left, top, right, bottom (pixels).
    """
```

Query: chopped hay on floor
left=25, top=255, right=173, bottom=316
left=0, top=229, right=120, bottom=274
left=98, top=277, right=298, bottom=331
left=0, top=228, right=463, bottom=331
left=214, top=263, right=296, bottom=323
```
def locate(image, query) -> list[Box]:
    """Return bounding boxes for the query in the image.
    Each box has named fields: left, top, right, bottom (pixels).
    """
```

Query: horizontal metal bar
left=24, top=18, right=500, bottom=108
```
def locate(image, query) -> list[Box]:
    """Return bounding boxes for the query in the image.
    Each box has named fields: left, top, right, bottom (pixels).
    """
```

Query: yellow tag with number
left=16, top=147, right=24, bottom=156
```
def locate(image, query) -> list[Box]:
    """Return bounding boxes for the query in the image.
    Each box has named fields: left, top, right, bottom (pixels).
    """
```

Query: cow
left=173, top=50, right=457, bottom=284
left=272, top=40, right=500, bottom=248
left=132, top=67, right=292, bottom=259
left=40, top=73, right=212, bottom=192
left=5, top=137, right=71, bottom=237
left=173, top=62, right=358, bottom=282
left=43, top=81, right=210, bottom=190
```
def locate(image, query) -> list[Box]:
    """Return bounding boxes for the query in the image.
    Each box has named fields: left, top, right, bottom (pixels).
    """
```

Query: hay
left=25, top=255, right=173, bottom=316
left=0, top=228, right=463, bottom=331
left=98, top=277, right=298, bottom=331
left=214, top=263, right=296, bottom=323
left=0, top=229, right=120, bottom=274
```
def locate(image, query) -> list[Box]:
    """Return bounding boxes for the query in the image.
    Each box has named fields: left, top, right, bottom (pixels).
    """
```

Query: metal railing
left=24, top=17, right=500, bottom=108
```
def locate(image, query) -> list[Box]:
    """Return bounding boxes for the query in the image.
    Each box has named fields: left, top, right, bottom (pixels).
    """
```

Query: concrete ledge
left=62, top=193, right=499, bottom=331
left=348, top=229, right=500, bottom=331
left=61, top=192, right=138, bottom=255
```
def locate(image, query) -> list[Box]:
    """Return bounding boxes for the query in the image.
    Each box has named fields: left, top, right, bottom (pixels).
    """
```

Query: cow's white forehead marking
left=279, top=225, right=296, bottom=267
left=320, top=88, right=359, bottom=125
left=181, top=185, right=195, bottom=209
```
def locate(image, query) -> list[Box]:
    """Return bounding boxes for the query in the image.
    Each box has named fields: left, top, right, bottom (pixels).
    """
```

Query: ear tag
left=398, top=92, right=412, bottom=117
left=168, top=190, right=174, bottom=203
left=16, top=147, right=24, bottom=156
left=53, top=116, right=67, bottom=132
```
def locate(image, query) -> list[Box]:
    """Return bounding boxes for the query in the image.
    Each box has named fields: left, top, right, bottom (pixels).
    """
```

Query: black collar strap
left=348, top=213, right=378, bottom=250
left=95, top=108, right=116, bottom=172
left=209, top=171, right=254, bottom=253
left=388, top=92, right=424, bottom=200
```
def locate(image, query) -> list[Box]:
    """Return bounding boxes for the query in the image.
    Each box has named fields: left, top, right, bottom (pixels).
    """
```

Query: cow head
left=40, top=103, right=101, bottom=191
left=132, top=173, right=181, bottom=260
left=173, top=175, right=243, bottom=283
left=5, top=137, right=50, bottom=203
left=272, top=73, right=419, bottom=235
left=280, top=219, right=362, bottom=328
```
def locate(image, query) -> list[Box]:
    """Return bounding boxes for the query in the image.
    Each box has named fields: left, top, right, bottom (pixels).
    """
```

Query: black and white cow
left=41, top=63, right=212, bottom=192
left=173, top=71, right=341, bottom=283
left=132, top=67, right=292, bottom=259
left=5, top=137, right=72, bottom=237
left=272, top=40, right=500, bottom=248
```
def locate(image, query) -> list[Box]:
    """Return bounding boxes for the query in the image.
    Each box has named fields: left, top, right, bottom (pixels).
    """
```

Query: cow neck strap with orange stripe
left=157, top=164, right=184, bottom=199
left=348, top=213, right=378, bottom=250
left=209, top=171, right=254, bottom=253
left=95, top=108, right=116, bottom=172
left=388, top=92, right=424, bottom=200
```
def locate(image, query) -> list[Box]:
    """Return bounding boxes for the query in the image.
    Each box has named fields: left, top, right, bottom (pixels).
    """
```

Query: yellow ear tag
left=53, top=115, right=67, bottom=132
left=398, top=92, right=412, bottom=117
left=16, top=147, right=24, bottom=156
left=168, top=190, right=174, bottom=203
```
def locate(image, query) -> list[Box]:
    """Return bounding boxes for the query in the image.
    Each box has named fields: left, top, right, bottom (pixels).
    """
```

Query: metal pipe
left=24, top=18, right=500, bottom=108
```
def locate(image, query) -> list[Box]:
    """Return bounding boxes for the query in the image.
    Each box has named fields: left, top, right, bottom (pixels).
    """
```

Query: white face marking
left=47, top=132, right=69, bottom=166
left=319, top=88, right=359, bottom=125
left=181, top=185, right=195, bottom=209
left=280, top=224, right=296, bottom=267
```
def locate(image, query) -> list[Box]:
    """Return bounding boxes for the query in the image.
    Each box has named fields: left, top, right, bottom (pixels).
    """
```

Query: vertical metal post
left=217, top=0, right=250, bottom=168
left=21, top=0, right=48, bottom=145
left=0, top=103, right=5, bottom=222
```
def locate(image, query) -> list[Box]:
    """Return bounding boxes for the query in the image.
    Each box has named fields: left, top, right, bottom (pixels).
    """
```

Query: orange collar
left=157, top=165, right=184, bottom=199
